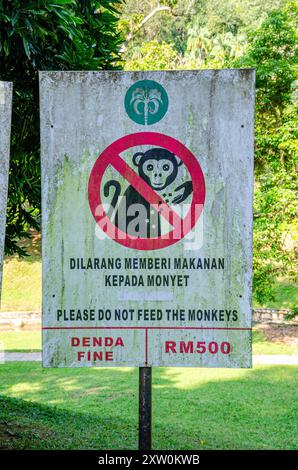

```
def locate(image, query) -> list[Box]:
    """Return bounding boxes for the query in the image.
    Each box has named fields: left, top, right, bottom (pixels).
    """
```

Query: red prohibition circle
left=88, top=132, right=205, bottom=250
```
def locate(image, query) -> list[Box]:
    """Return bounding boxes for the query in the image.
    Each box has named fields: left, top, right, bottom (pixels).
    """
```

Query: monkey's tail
left=104, top=180, right=121, bottom=209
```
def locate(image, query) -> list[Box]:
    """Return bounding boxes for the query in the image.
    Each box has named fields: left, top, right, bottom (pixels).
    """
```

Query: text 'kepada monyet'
left=40, top=70, right=254, bottom=368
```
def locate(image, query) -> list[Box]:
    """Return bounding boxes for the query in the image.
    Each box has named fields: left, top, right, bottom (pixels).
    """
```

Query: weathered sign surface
left=0, top=81, right=12, bottom=304
left=40, top=70, right=255, bottom=368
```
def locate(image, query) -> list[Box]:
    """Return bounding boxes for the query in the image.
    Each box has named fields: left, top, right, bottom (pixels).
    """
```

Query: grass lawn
left=1, top=325, right=297, bottom=355
left=0, top=234, right=41, bottom=312
left=0, top=331, right=41, bottom=352
left=252, top=326, right=297, bottom=355
left=0, top=363, right=297, bottom=450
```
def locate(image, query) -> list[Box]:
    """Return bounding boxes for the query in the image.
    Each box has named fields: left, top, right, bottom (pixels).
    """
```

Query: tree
left=0, top=0, right=122, bottom=255
left=125, top=40, right=179, bottom=71
left=183, top=0, right=287, bottom=68
left=233, top=4, right=298, bottom=303
left=119, top=0, right=196, bottom=57
left=185, top=24, right=247, bottom=68
left=199, top=0, right=284, bottom=36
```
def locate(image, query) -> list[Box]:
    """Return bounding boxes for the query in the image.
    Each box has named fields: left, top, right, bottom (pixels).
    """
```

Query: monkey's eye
left=147, top=164, right=154, bottom=171
left=163, top=164, right=170, bottom=171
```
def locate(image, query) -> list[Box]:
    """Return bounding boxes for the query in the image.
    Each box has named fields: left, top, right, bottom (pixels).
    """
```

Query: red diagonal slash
left=109, top=153, right=184, bottom=229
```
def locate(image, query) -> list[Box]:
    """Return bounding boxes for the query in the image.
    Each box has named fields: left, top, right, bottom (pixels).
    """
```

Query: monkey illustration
left=104, top=148, right=193, bottom=238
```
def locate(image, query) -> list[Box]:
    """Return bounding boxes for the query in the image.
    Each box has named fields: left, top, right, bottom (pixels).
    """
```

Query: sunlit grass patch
left=0, top=363, right=297, bottom=450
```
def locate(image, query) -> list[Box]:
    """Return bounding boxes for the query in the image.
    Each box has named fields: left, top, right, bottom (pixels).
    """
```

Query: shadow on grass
left=0, top=393, right=136, bottom=450
left=0, top=363, right=297, bottom=450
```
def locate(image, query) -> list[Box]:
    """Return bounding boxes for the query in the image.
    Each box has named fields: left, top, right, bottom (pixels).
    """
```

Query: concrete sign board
left=40, top=70, right=255, bottom=368
left=0, top=81, right=12, bottom=303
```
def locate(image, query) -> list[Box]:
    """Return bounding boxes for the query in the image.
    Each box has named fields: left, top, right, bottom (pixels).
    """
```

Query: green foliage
left=232, top=5, right=298, bottom=302
left=1, top=0, right=296, bottom=306
left=184, top=0, right=289, bottom=68
left=125, top=40, right=179, bottom=70
left=186, top=26, right=247, bottom=68
left=195, top=0, right=285, bottom=36
left=120, top=1, right=287, bottom=68
left=253, top=170, right=297, bottom=302
left=0, top=0, right=123, bottom=255
left=235, top=9, right=297, bottom=115
left=286, top=306, right=298, bottom=320
left=120, top=0, right=195, bottom=56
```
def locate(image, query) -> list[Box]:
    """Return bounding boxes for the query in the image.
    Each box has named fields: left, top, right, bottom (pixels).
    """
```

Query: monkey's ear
left=133, top=152, right=144, bottom=167
left=175, top=155, right=183, bottom=166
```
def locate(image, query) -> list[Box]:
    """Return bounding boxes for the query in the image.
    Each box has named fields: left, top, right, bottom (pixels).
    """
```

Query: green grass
left=0, top=363, right=297, bottom=450
left=0, top=331, right=41, bottom=352
left=0, top=238, right=296, bottom=449
left=252, top=328, right=297, bottom=355
left=1, top=328, right=297, bottom=355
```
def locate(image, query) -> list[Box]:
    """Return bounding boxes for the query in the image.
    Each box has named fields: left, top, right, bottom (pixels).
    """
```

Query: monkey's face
left=142, top=158, right=175, bottom=190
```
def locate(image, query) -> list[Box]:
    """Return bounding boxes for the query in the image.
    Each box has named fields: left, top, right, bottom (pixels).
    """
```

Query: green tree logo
left=125, top=79, right=168, bottom=125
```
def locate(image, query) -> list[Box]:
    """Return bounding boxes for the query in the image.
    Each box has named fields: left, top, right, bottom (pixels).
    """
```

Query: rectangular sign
left=40, top=70, right=255, bottom=368
left=0, top=81, right=12, bottom=304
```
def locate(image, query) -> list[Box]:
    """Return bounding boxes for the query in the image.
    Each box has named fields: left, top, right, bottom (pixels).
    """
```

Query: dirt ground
left=254, top=322, right=298, bottom=347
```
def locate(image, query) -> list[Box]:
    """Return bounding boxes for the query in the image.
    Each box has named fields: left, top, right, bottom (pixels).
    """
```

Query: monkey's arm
left=172, top=181, right=193, bottom=204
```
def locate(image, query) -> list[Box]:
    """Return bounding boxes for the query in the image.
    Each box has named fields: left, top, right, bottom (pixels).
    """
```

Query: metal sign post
left=139, top=367, right=152, bottom=450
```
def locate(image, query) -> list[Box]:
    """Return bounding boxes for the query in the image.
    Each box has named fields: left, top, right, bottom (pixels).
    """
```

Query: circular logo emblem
left=124, top=80, right=169, bottom=126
